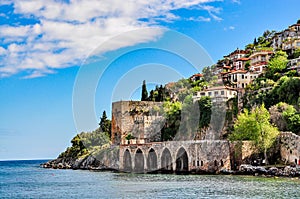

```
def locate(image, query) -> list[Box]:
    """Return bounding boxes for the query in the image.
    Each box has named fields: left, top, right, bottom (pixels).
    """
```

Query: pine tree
left=158, top=85, right=164, bottom=101
left=253, top=37, right=258, bottom=45
left=141, top=80, right=148, bottom=101
left=99, top=111, right=111, bottom=136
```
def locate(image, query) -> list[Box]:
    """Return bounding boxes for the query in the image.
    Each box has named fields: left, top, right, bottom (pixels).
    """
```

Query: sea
left=0, top=160, right=299, bottom=199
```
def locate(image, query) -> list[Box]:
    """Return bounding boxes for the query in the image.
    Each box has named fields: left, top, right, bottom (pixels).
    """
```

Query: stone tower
left=111, top=101, right=164, bottom=145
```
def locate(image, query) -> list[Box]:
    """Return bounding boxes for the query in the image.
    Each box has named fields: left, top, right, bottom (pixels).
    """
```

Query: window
left=193, top=160, right=196, bottom=166
left=200, top=92, right=205, bottom=96
left=221, top=91, right=225, bottom=95
left=208, top=92, right=211, bottom=96
left=241, top=75, right=244, bottom=79
left=197, top=160, right=200, bottom=166
left=201, top=161, right=203, bottom=166
left=214, top=91, right=218, bottom=95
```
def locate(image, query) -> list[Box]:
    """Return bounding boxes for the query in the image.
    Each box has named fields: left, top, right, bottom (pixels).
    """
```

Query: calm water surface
left=0, top=160, right=299, bottom=198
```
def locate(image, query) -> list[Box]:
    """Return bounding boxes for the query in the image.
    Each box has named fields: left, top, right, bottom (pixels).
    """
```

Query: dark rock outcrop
left=229, top=164, right=300, bottom=177
left=41, top=147, right=119, bottom=171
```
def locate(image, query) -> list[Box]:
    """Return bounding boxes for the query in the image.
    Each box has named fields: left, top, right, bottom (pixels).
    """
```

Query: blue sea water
left=0, top=160, right=300, bottom=199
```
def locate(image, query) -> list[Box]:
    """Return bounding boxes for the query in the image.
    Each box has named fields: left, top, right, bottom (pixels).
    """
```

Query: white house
left=193, top=86, right=237, bottom=103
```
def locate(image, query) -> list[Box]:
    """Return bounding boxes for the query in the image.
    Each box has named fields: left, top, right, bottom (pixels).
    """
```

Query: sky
left=0, top=0, right=299, bottom=160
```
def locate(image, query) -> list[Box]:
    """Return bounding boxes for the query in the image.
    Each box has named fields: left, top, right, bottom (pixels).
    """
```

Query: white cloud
left=232, top=0, right=241, bottom=4
left=188, top=16, right=211, bottom=22
left=0, top=0, right=12, bottom=6
left=224, top=26, right=235, bottom=31
left=0, top=47, right=6, bottom=55
left=0, top=0, right=223, bottom=78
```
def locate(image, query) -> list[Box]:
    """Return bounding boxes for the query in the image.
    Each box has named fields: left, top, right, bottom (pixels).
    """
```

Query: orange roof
left=224, top=49, right=248, bottom=57
left=193, top=73, right=203, bottom=77
left=237, top=57, right=249, bottom=61
left=190, top=73, right=203, bottom=79
left=229, top=70, right=248, bottom=74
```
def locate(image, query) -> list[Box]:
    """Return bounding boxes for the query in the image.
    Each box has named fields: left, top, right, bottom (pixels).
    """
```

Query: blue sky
left=0, top=0, right=299, bottom=160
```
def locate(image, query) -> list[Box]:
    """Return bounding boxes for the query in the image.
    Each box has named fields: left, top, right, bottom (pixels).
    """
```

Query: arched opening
left=221, top=160, right=224, bottom=167
left=214, top=160, right=218, bottom=167
left=134, top=148, right=144, bottom=173
left=147, top=148, right=158, bottom=173
left=161, top=148, right=173, bottom=172
left=123, top=149, right=132, bottom=172
left=175, top=147, right=188, bottom=173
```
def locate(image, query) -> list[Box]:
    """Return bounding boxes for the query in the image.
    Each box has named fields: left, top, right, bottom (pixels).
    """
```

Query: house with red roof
left=249, top=50, right=273, bottom=73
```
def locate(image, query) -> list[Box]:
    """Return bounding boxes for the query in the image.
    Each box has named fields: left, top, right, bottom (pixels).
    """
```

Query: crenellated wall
left=111, top=101, right=164, bottom=145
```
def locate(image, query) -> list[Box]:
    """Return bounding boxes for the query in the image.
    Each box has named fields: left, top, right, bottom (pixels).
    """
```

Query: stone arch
left=161, top=147, right=173, bottom=172
left=176, top=147, right=189, bottom=172
left=134, top=148, right=144, bottom=173
left=214, top=160, right=218, bottom=167
left=147, top=148, right=158, bottom=173
left=123, top=149, right=132, bottom=172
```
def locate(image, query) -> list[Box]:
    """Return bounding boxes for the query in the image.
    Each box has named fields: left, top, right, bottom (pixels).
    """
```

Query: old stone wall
left=119, top=140, right=231, bottom=173
left=111, top=101, right=164, bottom=144
left=280, top=132, right=300, bottom=165
left=230, top=141, right=257, bottom=170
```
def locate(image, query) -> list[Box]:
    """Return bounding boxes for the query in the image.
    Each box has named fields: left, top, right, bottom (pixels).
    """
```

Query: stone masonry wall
left=119, top=140, right=231, bottom=173
left=111, top=101, right=164, bottom=145
left=280, top=132, right=300, bottom=165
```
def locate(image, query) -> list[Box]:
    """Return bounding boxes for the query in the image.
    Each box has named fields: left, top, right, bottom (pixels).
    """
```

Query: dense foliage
left=229, top=105, right=279, bottom=164
left=58, top=111, right=112, bottom=159
left=58, top=128, right=111, bottom=159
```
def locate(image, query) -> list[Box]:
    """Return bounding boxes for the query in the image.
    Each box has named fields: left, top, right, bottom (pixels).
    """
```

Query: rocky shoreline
left=41, top=157, right=300, bottom=178
left=41, top=155, right=119, bottom=171
left=220, top=164, right=300, bottom=178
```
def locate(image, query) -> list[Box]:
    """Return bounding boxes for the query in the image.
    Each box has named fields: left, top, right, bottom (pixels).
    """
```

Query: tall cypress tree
left=141, top=80, right=148, bottom=101
left=253, top=37, right=258, bottom=45
left=99, top=111, right=111, bottom=136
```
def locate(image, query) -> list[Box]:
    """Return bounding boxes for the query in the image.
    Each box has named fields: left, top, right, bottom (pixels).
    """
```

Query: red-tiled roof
left=193, top=73, right=203, bottom=77
left=249, top=51, right=273, bottom=58
left=224, top=49, right=248, bottom=57
left=237, top=57, right=249, bottom=61
left=227, top=70, right=248, bottom=74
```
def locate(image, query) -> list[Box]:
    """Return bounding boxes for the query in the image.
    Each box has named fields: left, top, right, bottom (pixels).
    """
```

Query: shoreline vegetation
left=42, top=20, right=300, bottom=178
